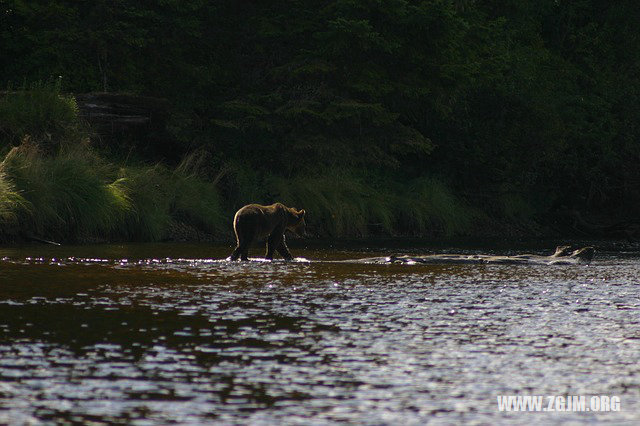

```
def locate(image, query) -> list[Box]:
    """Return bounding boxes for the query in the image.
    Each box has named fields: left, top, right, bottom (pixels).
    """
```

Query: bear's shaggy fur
left=229, top=203, right=306, bottom=261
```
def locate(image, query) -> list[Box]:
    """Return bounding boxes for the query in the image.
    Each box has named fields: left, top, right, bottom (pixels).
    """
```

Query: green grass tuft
left=2, top=145, right=132, bottom=241
left=171, top=152, right=225, bottom=234
left=115, top=165, right=172, bottom=241
left=0, top=141, right=230, bottom=243
left=0, top=80, right=81, bottom=150
left=0, top=165, right=29, bottom=236
left=268, top=171, right=394, bottom=237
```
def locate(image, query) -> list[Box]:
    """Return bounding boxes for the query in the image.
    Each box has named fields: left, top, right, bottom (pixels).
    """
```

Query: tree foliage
left=2, top=0, right=640, bottom=231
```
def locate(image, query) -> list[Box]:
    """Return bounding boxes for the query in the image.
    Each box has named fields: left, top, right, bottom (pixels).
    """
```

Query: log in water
left=346, top=245, right=595, bottom=265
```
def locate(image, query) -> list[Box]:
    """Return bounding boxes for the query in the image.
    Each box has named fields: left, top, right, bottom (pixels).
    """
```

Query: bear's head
left=287, top=208, right=306, bottom=236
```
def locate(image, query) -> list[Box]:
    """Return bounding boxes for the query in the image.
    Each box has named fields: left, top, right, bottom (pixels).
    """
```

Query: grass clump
left=0, top=80, right=81, bottom=151
left=1, top=144, right=132, bottom=241
left=0, top=165, right=29, bottom=238
left=116, top=155, right=225, bottom=241
left=171, top=154, right=225, bottom=235
left=230, top=167, right=474, bottom=238
left=0, top=141, right=478, bottom=241
left=0, top=143, right=228, bottom=243
left=267, top=170, right=395, bottom=237
left=115, top=165, right=172, bottom=241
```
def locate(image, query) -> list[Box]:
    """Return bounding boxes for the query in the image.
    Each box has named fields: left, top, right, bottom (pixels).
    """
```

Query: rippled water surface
left=0, top=242, right=639, bottom=424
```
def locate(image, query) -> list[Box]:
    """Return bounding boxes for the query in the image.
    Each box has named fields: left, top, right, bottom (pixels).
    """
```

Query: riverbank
left=0, top=84, right=514, bottom=244
left=3, top=2, right=640, bottom=247
left=1, top=84, right=637, bottom=246
left=0, top=141, right=557, bottom=245
left=0, top=134, right=617, bottom=246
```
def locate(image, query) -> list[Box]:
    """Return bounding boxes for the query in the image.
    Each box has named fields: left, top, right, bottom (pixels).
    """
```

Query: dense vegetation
left=1, top=1, right=639, bottom=242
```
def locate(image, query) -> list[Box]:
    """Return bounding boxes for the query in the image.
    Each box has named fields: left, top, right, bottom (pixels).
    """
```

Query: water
left=0, top=242, right=639, bottom=424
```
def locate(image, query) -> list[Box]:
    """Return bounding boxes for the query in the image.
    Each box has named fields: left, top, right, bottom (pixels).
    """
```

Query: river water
left=0, top=241, right=638, bottom=424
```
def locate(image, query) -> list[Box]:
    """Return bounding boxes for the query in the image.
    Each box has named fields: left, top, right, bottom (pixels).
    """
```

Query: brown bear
left=229, top=203, right=306, bottom=261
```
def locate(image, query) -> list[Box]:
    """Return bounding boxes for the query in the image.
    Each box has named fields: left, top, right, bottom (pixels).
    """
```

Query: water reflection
left=0, top=243, right=639, bottom=424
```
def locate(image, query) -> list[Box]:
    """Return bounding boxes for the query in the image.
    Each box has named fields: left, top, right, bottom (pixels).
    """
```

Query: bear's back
left=234, top=203, right=287, bottom=239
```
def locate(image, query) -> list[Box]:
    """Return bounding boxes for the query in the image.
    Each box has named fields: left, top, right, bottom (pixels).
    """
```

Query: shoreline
left=2, top=232, right=638, bottom=253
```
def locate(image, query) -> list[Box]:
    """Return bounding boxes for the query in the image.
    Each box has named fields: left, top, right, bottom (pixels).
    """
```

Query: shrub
left=0, top=80, right=81, bottom=151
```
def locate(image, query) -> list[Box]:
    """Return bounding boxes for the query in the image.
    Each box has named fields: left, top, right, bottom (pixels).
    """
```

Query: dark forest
left=1, top=0, right=639, bottom=242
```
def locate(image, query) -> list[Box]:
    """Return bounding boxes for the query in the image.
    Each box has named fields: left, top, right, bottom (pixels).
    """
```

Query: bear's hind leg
left=230, top=247, right=241, bottom=261
left=240, top=245, right=249, bottom=261
left=232, top=230, right=254, bottom=261
left=266, top=235, right=278, bottom=260
left=231, top=243, right=250, bottom=261
left=266, top=229, right=287, bottom=260
left=276, top=235, right=293, bottom=261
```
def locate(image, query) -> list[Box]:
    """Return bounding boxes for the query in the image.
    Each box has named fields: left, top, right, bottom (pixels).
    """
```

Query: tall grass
left=0, top=143, right=227, bottom=242
left=116, top=154, right=225, bottom=241
left=264, top=170, right=473, bottom=237
left=2, top=144, right=131, bottom=241
left=171, top=152, right=224, bottom=234
left=0, top=165, right=28, bottom=238
left=268, top=171, right=395, bottom=236
left=0, top=141, right=477, bottom=242
left=115, top=165, right=171, bottom=241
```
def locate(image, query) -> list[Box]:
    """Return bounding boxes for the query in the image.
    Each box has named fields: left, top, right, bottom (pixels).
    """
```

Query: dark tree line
left=2, top=0, right=640, bottom=233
